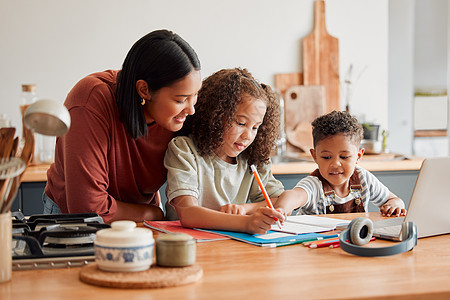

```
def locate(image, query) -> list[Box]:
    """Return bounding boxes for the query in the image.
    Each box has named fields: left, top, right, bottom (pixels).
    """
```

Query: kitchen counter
left=21, top=163, right=51, bottom=183
left=272, top=155, right=424, bottom=175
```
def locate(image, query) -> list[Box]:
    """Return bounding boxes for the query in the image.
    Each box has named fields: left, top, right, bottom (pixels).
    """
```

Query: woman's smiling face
left=214, top=95, right=267, bottom=164
left=144, top=70, right=202, bottom=132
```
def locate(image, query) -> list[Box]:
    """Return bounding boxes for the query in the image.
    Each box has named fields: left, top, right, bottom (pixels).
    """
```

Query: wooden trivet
left=79, top=263, right=202, bottom=289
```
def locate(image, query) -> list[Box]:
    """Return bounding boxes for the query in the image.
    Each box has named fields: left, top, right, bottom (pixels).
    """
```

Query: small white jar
left=94, top=220, right=154, bottom=272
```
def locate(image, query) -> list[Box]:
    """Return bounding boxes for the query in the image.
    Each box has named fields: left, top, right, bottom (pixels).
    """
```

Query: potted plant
left=361, top=123, right=382, bottom=154
left=361, top=123, right=380, bottom=141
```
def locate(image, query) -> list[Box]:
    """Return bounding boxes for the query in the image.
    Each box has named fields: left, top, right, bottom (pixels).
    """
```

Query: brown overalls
left=310, top=169, right=365, bottom=214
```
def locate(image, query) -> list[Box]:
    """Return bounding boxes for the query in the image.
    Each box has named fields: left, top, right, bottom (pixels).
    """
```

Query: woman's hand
left=220, top=204, right=246, bottom=215
left=245, top=207, right=285, bottom=235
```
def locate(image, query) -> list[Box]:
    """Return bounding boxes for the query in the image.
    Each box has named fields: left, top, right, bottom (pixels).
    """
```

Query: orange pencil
left=250, top=165, right=282, bottom=229
left=304, top=237, right=340, bottom=247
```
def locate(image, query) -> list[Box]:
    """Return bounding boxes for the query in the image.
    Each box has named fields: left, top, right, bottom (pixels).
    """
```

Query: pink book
left=144, top=220, right=229, bottom=242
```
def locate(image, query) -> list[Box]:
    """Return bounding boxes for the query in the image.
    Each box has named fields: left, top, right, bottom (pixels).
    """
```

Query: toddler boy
left=275, top=111, right=406, bottom=217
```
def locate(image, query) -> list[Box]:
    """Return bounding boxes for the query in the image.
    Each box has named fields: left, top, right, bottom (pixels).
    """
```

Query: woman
left=43, top=29, right=201, bottom=223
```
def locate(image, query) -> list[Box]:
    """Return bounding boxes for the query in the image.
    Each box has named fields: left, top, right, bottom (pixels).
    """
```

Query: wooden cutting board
left=284, top=85, right=326, bottom=153
left=274, top=73, right=303, bottom=96
left=302, top=0, right=340, bottom=113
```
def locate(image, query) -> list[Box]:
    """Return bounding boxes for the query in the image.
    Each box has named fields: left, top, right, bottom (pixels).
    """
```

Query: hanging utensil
left=0, top=157, right=26, bottom=213
left=0, top=157, right=26, bottom=180
left=0, top=128, right=18, bottom=205
left=0, top=99, right=71, bottom=213
left=24, top=99, right=71, bottom=137
left=9, top=137, right=19, bottom=158
left=0, top=128, right=16, bottom=159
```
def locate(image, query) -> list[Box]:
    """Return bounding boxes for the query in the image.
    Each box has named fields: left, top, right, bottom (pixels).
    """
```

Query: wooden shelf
left=414, top=130, right=447, bottom=137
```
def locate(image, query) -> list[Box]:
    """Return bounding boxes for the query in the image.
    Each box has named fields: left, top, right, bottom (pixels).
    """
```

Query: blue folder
left=196, top=229, right=336, bottom=247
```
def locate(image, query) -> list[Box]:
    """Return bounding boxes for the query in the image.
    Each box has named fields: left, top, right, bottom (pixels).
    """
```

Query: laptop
left=373, top=157, right=450, bottom=241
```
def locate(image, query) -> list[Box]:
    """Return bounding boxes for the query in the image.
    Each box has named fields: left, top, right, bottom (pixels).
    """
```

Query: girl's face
left=144, top=70, right=202, bottom=132
left=310, top=133, right=364, bottom=194
left=215, top=95, right=267, bottom=164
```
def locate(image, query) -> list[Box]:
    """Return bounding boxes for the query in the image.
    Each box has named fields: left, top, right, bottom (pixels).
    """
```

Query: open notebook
left=270, top=215, right=350, bottom=234
left=373, top=157, right=450, bottom=241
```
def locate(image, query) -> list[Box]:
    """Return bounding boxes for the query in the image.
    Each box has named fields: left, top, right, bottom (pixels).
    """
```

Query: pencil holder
left=0, top=211, right=12, bottom=283
left=155, top=233, right=196, bottom=267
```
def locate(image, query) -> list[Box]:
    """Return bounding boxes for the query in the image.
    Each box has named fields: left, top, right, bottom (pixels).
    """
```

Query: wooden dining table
left=1, top=212, right=449, bottom=299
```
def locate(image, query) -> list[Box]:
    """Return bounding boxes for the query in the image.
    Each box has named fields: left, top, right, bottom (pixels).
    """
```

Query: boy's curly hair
left=181, top=68, right=280, bottom=167
left=311, top=110, right=363, bottom=147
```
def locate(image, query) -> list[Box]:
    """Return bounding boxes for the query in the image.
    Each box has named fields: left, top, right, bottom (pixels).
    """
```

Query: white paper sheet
left=270, top=215, right=351, bottom=234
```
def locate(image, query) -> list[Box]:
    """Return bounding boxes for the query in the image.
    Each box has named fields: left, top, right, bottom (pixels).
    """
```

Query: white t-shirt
left=164, top=136, right=285, bottom=220
left=294, top=166, right=389, bottom=215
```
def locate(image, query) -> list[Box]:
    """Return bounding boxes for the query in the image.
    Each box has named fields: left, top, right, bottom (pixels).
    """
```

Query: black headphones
left=339, top=217, right=417, bottom=257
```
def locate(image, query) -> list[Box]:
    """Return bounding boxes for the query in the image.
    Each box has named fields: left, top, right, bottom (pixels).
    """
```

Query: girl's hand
left=245, top=207, right=285, bottom=235
left=275, top=208, right=288, bottom=225
left=220, top=204, right=246, bottom=215
left=380, top=199, right=407, bottom=217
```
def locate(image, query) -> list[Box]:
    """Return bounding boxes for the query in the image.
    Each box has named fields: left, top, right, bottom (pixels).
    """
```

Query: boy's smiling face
left=310, top=133, right=364, bottom=195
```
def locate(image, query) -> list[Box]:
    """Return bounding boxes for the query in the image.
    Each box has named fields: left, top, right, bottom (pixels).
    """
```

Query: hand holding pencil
left=250, top=165, right=283, bottom=229
left=246, top=206, right=286, bottom=235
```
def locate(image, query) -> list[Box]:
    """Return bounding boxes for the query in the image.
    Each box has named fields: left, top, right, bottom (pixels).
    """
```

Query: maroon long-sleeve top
left=45, top=70, right=173, bottom=222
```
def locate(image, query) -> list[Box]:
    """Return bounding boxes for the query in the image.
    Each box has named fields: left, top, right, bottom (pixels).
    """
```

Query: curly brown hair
left=181, top=68, right=280, bottom=167
left=311, top=110, right=363, bottom=147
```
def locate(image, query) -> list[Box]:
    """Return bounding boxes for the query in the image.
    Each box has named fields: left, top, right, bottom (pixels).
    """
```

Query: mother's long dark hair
left=116, top=29, right=201, bottom=139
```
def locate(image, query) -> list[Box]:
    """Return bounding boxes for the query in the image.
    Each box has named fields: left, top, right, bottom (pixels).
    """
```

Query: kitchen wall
left=2, top=1, right=448, bottom=157
left=388, top=0, right=415, bottom=156
left=414, top=0, right=448, bottom=89
left=0, top=0, right=389, bottom=140
left=413, top=0, right=449, bottom=157
left=389, top=0, right=449, bottom=156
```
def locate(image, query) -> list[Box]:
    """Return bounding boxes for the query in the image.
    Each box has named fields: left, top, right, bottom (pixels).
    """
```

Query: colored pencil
left=300, top=234, right=340, bottom=246
left=302, top=235, right=340, bottom=247
left=310, top=237, right=376, bottom=249
left=250, top=164, right=282, bottom=228
left=309, top=239, right=340, bottom=248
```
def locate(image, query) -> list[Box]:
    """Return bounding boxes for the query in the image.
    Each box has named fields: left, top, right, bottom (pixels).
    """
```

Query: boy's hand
left=220, top=204, right=246, bottom=215
left=245, top=207, right=286, bottom=235
left=380, top=199, right=407, bottom=217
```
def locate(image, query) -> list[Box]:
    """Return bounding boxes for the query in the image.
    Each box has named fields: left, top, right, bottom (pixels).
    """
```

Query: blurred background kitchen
left=0, top=0, right=448, bottom=158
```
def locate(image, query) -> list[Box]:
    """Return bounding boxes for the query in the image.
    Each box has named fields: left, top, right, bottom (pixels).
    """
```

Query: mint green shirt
left=164, top=136, right=284, bottom=220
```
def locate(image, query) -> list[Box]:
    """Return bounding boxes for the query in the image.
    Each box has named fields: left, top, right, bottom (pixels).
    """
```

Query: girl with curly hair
left=164, top=68, right=285, bottom=234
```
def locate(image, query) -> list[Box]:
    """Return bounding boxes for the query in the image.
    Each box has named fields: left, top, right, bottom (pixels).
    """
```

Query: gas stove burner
left=41, top=225, right=98, bottom=255
left=43, top=229, right=97, bottom=245
left=42, top=243, right=95, bottom=256
left=12, top=212, right=110, bottom=270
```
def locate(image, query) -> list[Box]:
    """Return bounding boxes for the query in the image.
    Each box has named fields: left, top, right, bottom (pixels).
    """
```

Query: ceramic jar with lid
left=156, top=233, right=196, bottom=267
left=94, top=220, right=154, bottom=272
